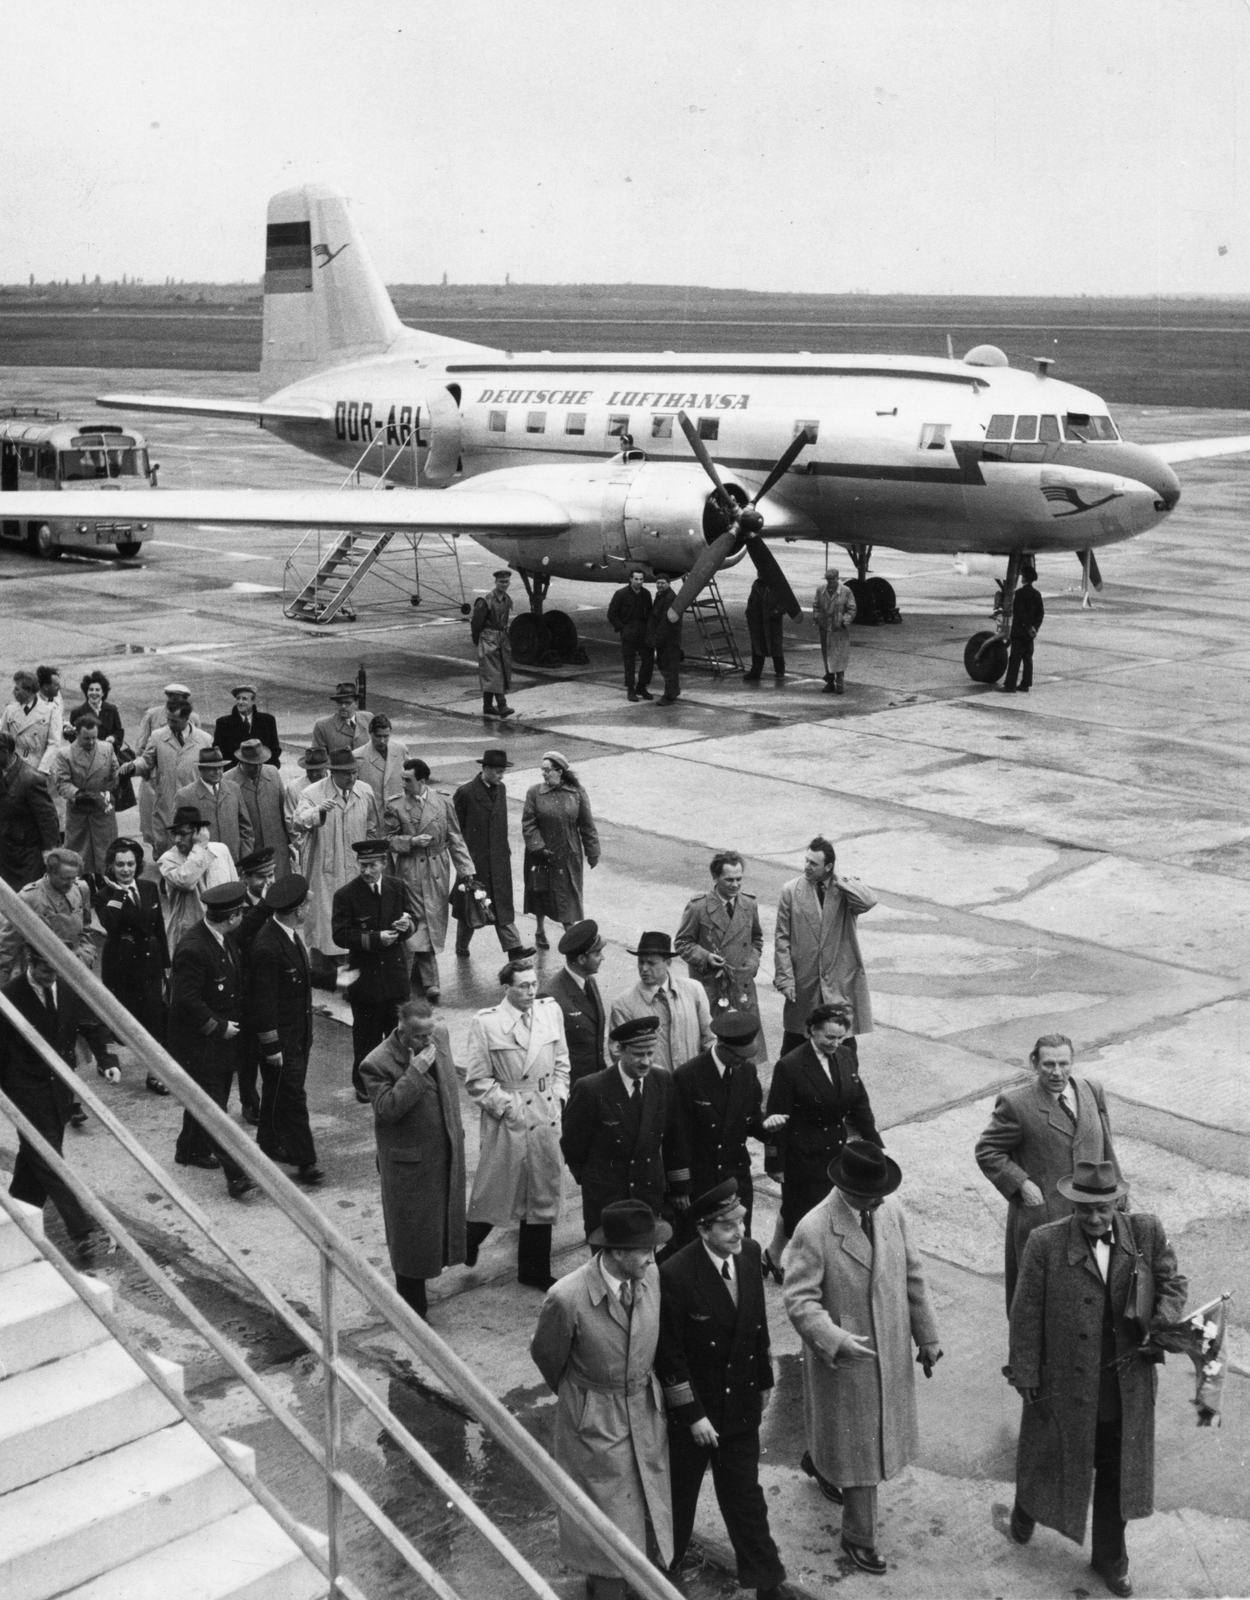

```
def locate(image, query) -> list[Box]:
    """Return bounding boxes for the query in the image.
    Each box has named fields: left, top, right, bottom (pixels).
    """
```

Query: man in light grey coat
left=609, top=931, right=713, bottom=1073
left=675, top=850, right=767, bottom=1064
left=174, top=746, right=253, bottom=864
left=774, top=835, right=876, bottom=1055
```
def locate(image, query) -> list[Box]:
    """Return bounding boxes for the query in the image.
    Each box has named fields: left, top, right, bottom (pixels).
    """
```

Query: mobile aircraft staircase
left=685, top=577, right=743, bottom=675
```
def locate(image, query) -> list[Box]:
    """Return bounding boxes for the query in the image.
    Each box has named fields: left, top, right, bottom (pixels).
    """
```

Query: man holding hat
left=385, top=757, right=475, bottom=1002
left=131, top=685, right=201, bottom=844
left=213, top=685, right=281, bottom=770
left=174, top=746, right=253, bottom=864
left=123, top=700, right=212, bottom=853
left=609, top=931, right=713, bottom=1073
left=471, top=569, right=516, bottom=721
left=541, top=919, right=608, bottom=1087
left=561, top=1014, right=690, bottom=1240
left=248, top=873, right=321, bottom=1184
left=452, top=749, right=523, bottom=957
left=783, top=1140, right=941, bottom=1575
left=167, top=881, right=257, bottom=1200
left=294, top=748, right=381, bottom=986
left=1006, top=1162, right=1186, bottom=1598
left=332, top=839, right=414, bottom=1101
left=671, top=1011, right=768, bottom=1246
left=659, top=1180, right=793, bottom=1600
left=312, top=682, right=372, bottom=756
left=225, top=739, right=292, bottom=880
left=530, top=1198, right=674, bottom=1595
left=286, top=748, right=330, bottom=873
left=157, top=805, right=218, bottom=952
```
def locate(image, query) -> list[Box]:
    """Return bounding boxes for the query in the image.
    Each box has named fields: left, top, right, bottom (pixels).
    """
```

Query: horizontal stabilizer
left=1152, top=434, right=1250, bottom=464
left=96, top=393, right=334, bottom=423
left=0, top=488, right=569, bottom=537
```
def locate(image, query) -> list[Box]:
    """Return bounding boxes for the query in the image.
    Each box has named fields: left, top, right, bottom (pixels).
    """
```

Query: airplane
left=6, top=182, right=1250, bottom=683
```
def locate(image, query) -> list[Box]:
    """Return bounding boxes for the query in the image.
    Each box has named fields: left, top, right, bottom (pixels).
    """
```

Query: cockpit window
left=1039, top=415, right=1061, bottom=442
left=985, top=414, right=1013, bottom=440
left=1064, top=413, right=1118, bottom=441
left=1014, top=416, right=1038, bottom=442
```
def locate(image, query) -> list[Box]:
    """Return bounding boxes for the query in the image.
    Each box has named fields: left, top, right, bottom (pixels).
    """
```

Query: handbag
left=1121, top=1214, right=1156, bottom=1336
left=528, top=858, right=551, bottom=894
left=113, top=744, right=137, bottom=813
left=451, top=877, right=494, bottom=930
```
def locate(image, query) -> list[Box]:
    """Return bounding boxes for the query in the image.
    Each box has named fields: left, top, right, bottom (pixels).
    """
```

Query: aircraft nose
left=1147, top=451, right=1181, bottom=511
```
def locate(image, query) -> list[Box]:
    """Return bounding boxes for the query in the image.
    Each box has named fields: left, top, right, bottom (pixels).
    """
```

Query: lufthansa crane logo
left=313, top=242, right=350, bottom=269
left=1041, top=483, right=1120, bottom=517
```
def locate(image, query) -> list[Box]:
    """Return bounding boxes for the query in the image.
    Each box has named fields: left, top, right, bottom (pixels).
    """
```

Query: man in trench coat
left=385, top=757, right=475, bottom=1000
left=975, top=1033, right=1122, bottom=1312
left=531, top=1199, right=674, bottom=1596
left=224, top=739, right=293, bottom=880
left=464, top=957, right=569, bottom=1289
left=472, top=569, right=516, bottom=720
left=50, top=713, right=120, bottom=874
left=1006, top=1162, right=1187, bottom=1598
left=452, top=748, right=523, bottom=955
left=361, top=998, right=467, bottom=1321
left=773, top=836, right=876, bottom=1055
left=173, top=746, right=253, bottom=864
left=609, top=931, right=713, bottom=1074
left=783, top=1141, right=941, bottom=1574
left=675, top=850, right=766, bottom=1064
left=293, top=749, right=381, bottom=983
left=812, top=569, right=856, bottom=694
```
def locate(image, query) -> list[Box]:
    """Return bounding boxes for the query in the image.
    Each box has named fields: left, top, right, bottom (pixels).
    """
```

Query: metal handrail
left=0, top=879, right=681, bottom=1600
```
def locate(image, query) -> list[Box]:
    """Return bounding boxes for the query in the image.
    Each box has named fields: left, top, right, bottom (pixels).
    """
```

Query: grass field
left=2, top=284, right=1250, bottom=407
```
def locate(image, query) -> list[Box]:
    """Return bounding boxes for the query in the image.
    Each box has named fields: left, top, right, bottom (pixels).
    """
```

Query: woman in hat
left=521, top=751, right=600, bottom=947
left=384, top=758, right=475, bottom=1001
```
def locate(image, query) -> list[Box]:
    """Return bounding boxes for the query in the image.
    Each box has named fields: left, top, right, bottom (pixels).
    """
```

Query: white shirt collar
left=598, top=1257, right=625, bottom=1301
left=704, top=1242, right=735, bottom=1282
left=710, top=1045, right=729, bottom=1077
left=500, top=997, right=532, bottom=1033
left=1092, top=1234, right=1112, bottom=1281
left=564, top=964, right=587, bottom=989
left=273, top=917, right=298, bottom=942
left=1048, top=1081, right=1076, bottom=1114
left=204, top=920, right=228, bottom=946
left=617, top=1064, right=642, bottom=1097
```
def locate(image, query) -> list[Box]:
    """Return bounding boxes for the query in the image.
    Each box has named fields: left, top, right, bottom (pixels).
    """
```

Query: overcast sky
left=5, top=0, right=1249, bottom=295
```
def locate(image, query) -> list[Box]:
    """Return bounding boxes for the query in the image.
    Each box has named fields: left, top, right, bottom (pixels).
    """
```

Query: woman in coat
left=65, top=671, right=125, bottom=755
left=94, top=835, right=170, bottom=1094
left=385, top=758, right=475, bottom=1000
left=521, top=751, right=600, bottom=947
left=812, top=569, right=856, bottom=694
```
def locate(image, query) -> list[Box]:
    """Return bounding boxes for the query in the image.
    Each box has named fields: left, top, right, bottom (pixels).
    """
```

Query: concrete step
left=0, top=1261, right=112, bottom=1378
left=0, top=1201, right=44, bottom=1273
left=59, top=1504, right=329, bottom=1600
left=0, top=1340, right=184, bottom=1494
left=0, top=1421, right=255, bottom=1600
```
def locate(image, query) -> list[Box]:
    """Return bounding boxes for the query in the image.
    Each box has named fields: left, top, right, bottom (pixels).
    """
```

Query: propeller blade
left=748, top=425, right=814, bottom=508
left=667, top=528, right=740, bottom=620
left=677, top=410, right=738, bottom=517
left=746, top=539, right=803, bottom=618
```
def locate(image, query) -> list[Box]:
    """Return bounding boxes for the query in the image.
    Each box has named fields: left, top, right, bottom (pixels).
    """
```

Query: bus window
left=37, top=446, right=56, bottom=479
left=1038, top=415, right=1061, bottom=442
left=61, top=449, right=110, bottom=480
left=17, top=445, right=36, bottom=474
left=106, top=447, right=149, bottom=477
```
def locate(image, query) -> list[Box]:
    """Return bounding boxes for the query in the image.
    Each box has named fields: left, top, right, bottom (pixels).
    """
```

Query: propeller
left=666, top=412, right=812, bottom=621
left=1079, top=549, right=1104, bottom=590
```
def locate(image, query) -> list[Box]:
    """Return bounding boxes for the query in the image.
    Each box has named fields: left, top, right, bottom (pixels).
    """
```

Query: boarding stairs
left=684, top=577, right=743, bottom=674
left=0, top=1202, right=327, bottom=1600
left=283, top=530, right=396, bottom=623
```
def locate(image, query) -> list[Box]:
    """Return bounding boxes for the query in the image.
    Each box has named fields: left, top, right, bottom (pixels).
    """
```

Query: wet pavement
left=1, top=369, right=1248, bottom=1598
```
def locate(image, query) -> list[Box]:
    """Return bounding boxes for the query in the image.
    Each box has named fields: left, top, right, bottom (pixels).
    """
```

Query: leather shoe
left=1009, top=1501, right=1034, bottom=1545
left=69, top=1103, right=88, bottom=1127
left=627, top=693, right=640, bottom=703
left=242, top=1102, right=261, bottom=1126
left=519, top=1272, right=557, bottom=1291
left=840, top=1539, right=887, bottom=1575
left=761, top=1248, right=784, bottom=1285
left=227, top=1176, right=258, bottom=1200
left=1091, top=1565, right=1132, bottom=1598
left=293, top=1166, right=324, bottom=1186
left=757, top=1584, right=799, bottom=1599
left=464, top=1235, right=480, bottom=1268
left=176, top=1151, right=220, bottom=1170
left=800, top=1450, right=842, bottom=1504
left=637, top=688, right=654, bottom=700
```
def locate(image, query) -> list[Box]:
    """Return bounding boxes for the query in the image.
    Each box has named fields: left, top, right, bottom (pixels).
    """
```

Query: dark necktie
left=724, top=897, right=736, bottom=920
left=816, top=881, right=826, bottom=907
left=627, top=1079, right=638, bottom=1100
left=585, top=975, right=602, bottom=1016
left=721, top=1259, right=738, bottom=1306
left=620, top=1279, right=634, bottom=1314
left=1059, top=1095, right=1076, bottom=1124
left=1097, top=1232, right=1113, bottom=1246
left=859, top=1209, right=874, bottom=1241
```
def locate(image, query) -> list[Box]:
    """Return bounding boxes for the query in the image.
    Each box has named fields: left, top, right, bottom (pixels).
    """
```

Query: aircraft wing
left=96, top=393, right=334, bottom=423
left=1152, top=435, right=1250, bottom=464
left=0, top=489, right=570, bottom=537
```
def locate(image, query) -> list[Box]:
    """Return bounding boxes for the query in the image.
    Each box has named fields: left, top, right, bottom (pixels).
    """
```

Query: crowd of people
left=0, top=665, right=1187, bottom=1600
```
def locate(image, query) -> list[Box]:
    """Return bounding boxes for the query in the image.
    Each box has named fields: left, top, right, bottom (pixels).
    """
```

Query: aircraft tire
left=543, top=609, right=579, bottom=661
left=115, top=541, right=142, bottom=559
left=964, top=631, right=1008, bottom=683
left=847, top=577, right=876, bottom=625
left=865, top=575, right=898, bottom=621
left=510, top=614, right=542, bottom=665
left=32, top=523, right=61, bottom=561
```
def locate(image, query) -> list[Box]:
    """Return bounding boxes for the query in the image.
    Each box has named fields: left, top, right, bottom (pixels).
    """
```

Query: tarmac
left=0, top=369, right=1246, bottom=1598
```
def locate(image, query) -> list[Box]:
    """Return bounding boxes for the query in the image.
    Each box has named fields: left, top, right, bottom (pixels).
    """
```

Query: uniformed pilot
left=670, top=1010, right=769, bottom=1248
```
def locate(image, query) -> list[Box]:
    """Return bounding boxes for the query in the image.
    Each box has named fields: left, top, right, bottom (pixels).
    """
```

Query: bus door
left=1, top=440, right=17, bottom=538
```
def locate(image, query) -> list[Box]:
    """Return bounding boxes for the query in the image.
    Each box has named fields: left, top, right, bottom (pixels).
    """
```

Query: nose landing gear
left=963, top=552, right=1029, bottom=683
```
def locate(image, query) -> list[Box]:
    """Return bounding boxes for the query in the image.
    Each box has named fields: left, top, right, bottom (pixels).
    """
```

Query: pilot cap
left=558, top=919, right=602, bottom=959
left=202, top=882, right=247, bottom=919
left=352, top=838, right=390, bottom=860
left=610, top=1015, right=660, bottom=1045
left=237, top=848, right=276, bottom=876
left=691, top=1179, right=746, bottom=1226
left=711, top=1010, right=760, bottom=1044
left=265, top=874, right=309, bottom=912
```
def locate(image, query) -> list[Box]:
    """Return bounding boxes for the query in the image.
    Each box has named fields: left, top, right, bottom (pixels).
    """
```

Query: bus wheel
left=115, top=541, right=142, bottom=559
left=30, top=523, right=61, bottom=560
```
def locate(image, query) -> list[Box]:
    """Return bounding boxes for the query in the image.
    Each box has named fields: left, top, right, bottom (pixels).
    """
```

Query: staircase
left=0, top=1202, right=327, bottom=1600
left=685, top=577, right=743, bottom=674
left=283, top=529, right=395, bottom=622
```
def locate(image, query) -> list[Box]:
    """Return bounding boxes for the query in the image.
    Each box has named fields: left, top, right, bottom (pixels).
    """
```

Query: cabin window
left=526, top=411, right=546, bottom=434
left=986, top=414, right=1013, bottom=440
left=794, top=419, right=819, bottom=443
left=697, top=417, right=719, bottom=441
left=651, top=415, right=673, bottom=439
left=37, top=446, right=56, bottom=479
left=919, top=423, right=949, bottom=451
left=17, top=445, right=36, bottom=473
left=1039, top=415, right=1061, bottom=442
left=565, top=412, right=586, bottom=436
left=1064, top=412, right=1118, bottom=441
left=607, top=414, right=631, bottom=438
left=1014, top=415, right=1039, bottom=442
left=487, top=410, right=507, bottom=433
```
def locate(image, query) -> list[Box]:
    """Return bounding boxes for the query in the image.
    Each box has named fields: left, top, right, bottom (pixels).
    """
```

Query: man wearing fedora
left=156, top=805, right=218, bottom=952
left=213, top=685, right=281, bottom=771
left=312, top=681, right=372, bottom=756
left=332, top=839, right=414, bottom=1102
left=294, top=748, right=381, bottom=986
left=453, top=749, right=523, bottom=957
left=530, top=1198, right=674, bottom=1597
left=541, top=919, right=608, bottom=1087
left=471, top=568, right=517, bottom=721
left=659, top=1180, right=793, bottom=1600
left=225, top=738, right=293, bottom=880
left=670, top=1011, right=769, bottom=1247
left=1006, top=1162, right=1187, bottom=1598
left=783, top=1140, right=942, bottom=1575
left=174, top=746, right=253, bottom=864
left=122, top=699, right=212, bottom=854
left=561, top=1015, right=691, bottom=1240
left=131, top=684, right=201, bottom=843
left=286, top=748, right=329, bottom=874
left=609, top=931, right=713, bottom=1073
left=248, top=872, right=322, bottom=1185
left=976, top=1032, right=1122, bottom=1312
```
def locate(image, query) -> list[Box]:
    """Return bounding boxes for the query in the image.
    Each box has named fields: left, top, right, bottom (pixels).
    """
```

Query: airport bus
left=0, top=411, right=156, bottom=559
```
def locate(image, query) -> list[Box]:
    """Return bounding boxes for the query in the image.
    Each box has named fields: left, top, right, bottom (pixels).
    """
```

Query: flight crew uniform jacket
left=671, top=1047, right=767, bottom=1204
left=166, top=921, right=243, bottom=1078
left=541, top=966, right=607, bottom=1087
left=659, top=1237, right=774, bottom=1435
left=1010, top=584, right=1045, bottom=640
left=330, top=875, right=413, bottom=1005
left=560, top=1065, right=691, bottom=1236
left=246, top=919, right=311, bottom=1060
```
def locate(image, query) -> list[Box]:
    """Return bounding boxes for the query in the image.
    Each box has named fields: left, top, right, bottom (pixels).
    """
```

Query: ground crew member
left=472, top=569, right=516, bottom=720
left=607, top=570, right=655, bottom=702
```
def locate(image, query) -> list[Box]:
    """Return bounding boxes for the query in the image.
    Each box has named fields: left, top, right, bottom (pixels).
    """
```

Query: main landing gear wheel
left=964, top=631, right=1008, bottom=683
left=114, top=541, right=142, bottom=559
left=30, top=523, right=60, bottom=560
left=847, top=577, right=873, bottom=624
left=510, top=614, right=544, bottom=665
left=865, top=575, right=897, bottom=623
left=543, top=609, right=579, bottom=661
left=509, top=609, right=582, bottom=665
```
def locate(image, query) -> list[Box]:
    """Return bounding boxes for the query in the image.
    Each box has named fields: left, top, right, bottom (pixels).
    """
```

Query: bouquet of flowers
left=1145, top=1294, right=1234, bottom=1427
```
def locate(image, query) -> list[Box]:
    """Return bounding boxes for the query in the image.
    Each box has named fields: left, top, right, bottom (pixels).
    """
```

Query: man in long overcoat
left=783, top=1141, right=941, bottom=1574
left=311, top=682, right=372, bottom=757
left=452, top=748, right=522, bottom=955
left=670, top=1011, right=767, bottom=1245
left=331, top=838, right=414, bottom=1102
left=976, top=1033, right=1122, bottom=1311
left=472, top=569, right=516, bottom=720
left=224, top=739, right=292, bottom=880
left=541, top=919, right=608, bottom=1086
left=386, top=758, right=475, bottom=999
left=531, top=1199, right=675, bottom=1594
left=675, top=850, right=766, bottom=1063
left=361, top=998, right=466, bottom=1320
left=464, top=957, right=569, bottom=1289
left=353, top=714, right=408, bottom=816
left=248, top=873, right=320, bottom=1184
left=212, top=684, right=281, bottom=770
left=774, top=836, right=876, bottom=1054
left=609, top=931, right=713, bottom=1073
left=293, top=749, right=381, bottom=983
left=812, top=569, right=856, bottom=693
left=0, top=731, right=59, bottom=889
left=1006, top=1162, right=1187, bottom=1597
left=174, top=746, right=253, bottom=863
left=50, top=714, right=119, bottom=873
left=744, top=577, right=787, bottom=681
left=123, top=702, right=212, bottom=854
